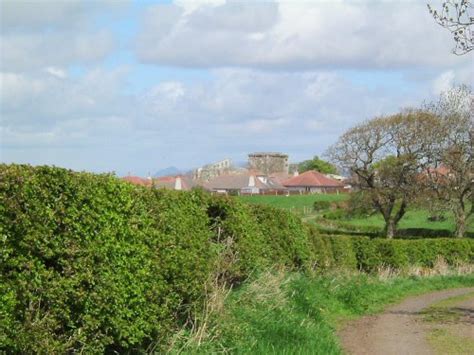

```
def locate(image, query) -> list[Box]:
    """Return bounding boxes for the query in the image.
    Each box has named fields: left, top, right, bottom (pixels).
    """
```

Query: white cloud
left=136, top=1, right=470, bottom=70
left=44, top=67, right=67, bottom=79
left=0, top=1, right=119, bottom=71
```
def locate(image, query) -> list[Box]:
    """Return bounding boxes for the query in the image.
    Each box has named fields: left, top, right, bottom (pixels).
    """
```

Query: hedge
left=308, top=233, right=474, bottom=273
left=0, top=165, right=214, bottom=352
left=1, top=164, right=473, bottom=352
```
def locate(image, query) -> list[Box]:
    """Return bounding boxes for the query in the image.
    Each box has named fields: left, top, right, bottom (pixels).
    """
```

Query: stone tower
left=248, top=152, right=289, bottom=175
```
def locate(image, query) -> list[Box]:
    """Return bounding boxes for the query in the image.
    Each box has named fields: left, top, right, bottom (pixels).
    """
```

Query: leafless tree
left=423, top=85, right=473, bottom=237
left=328, top=111, right=439, bottom=238
left=428, top=0, right=474, bottom=54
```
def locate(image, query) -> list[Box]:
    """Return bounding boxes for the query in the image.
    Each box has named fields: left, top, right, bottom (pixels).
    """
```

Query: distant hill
left=153, top=166, right=182, bottom=177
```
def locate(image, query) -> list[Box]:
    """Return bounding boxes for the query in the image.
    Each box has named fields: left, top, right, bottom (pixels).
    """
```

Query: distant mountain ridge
left=153, top=166, right=182, bottom=177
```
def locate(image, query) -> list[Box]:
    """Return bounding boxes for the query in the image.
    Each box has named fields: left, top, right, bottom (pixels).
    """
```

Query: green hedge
left=0, top=165, right=214, bottom=352
left=308, top=233, right=474, bottom=273
left=1, top=164, right=473, bottom=352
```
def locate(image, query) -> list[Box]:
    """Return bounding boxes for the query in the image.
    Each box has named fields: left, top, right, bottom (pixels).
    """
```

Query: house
left=122, top=176, right=153, bottom=187
left=153, top=175, right=196, bottom=191
left=204, top=172, right=286, bottom=195
left=282, top=170, right=344, bottom=193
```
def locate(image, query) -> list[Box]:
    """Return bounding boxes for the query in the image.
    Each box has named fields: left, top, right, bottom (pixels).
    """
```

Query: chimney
left=293, top=170, right=299, bottom=177
left=175, top=176, right=182, bottom=190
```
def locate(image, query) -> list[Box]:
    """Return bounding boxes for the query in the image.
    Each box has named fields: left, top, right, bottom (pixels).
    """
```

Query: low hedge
left=1, top=164, right=472, bottom=352
left=308, top=233, right=474, bottom=273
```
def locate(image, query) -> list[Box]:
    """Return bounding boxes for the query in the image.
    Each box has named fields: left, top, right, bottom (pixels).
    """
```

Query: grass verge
left=171, top=269, right=474, bottom=354
left=422, top=291, right=474, bottom=355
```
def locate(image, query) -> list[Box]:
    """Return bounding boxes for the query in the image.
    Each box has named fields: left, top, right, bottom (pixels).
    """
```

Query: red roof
left=426, top=166, right=450, bottom=176
left=122, top=176, right=152, bottom=186
left=282, top=170, right=343, bottom=187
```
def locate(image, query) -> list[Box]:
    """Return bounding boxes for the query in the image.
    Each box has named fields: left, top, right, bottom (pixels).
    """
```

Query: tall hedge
left=251, top=204, right=310, bottom=269
left=0, top=165, right=214, bottom=352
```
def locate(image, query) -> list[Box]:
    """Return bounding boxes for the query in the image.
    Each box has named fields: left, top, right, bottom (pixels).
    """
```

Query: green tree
left=298, top=156, right=337, bottom=174
left=327, top=111, right=439, bottom=238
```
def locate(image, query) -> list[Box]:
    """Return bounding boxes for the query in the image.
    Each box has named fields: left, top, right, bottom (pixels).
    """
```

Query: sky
left=1, top=0, right=473, bottom=176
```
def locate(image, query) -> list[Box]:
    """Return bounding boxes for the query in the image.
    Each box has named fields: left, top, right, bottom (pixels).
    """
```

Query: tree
left=328, top=111, right=439, bottom=238
left=423, top=85, right=473, bottom=237
left=297, top=156, right=337, bottom=174
left=427, top=0, right=474, bottom=55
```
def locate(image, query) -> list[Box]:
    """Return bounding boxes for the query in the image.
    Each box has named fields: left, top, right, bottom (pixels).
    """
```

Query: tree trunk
left=454, top=208, right=466, bottom=238
left=385, top=219, right=397, bottom=239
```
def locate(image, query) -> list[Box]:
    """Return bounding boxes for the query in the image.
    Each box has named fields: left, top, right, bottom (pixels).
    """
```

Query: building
left=193, top=158, right=238, bottom=181
left=248, top=152, right=289, bottom=175
left=204, top=172, right=286, bottom=195
left=282, top=170, right=344, bottom=193
left=153, top=175, right=196, bottom=191
left=122, top=176, right=152, bottom=187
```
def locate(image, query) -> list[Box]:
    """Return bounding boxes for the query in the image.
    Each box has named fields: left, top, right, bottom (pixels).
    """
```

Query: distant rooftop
left=248, top=152, right=288, bottom=157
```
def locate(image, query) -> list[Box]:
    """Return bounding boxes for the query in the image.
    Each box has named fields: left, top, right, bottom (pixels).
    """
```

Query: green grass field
left=237, top=194, right=473, bottom=235
left=238, top=193, right=347, bottom=211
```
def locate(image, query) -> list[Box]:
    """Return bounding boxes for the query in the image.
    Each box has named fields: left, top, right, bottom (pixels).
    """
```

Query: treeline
left=1, top=164, right=473, bottom=352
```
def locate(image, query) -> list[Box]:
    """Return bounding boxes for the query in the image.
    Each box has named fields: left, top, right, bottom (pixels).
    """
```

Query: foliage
left=346, top=191, right=376, bottom=217
left=328, top=110, right=443, bottom=238
left=0, top=164, right=214, bottom=353
left=313, top=200, right=332, bottom=211
left=204, top=194, right=269, bottom=282
left=251, top=204, right=310, bottom=269
left=297, top=155, right=338, bottom=174
left=422, top=85, right=473, bottom=237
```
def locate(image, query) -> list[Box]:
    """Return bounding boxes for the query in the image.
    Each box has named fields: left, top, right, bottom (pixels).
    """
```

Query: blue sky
left=1, top=0, right=472, bottom=176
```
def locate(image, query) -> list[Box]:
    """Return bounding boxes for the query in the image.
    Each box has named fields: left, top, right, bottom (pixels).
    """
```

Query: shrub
left=327, top=236, right=358, bottom=270
left=0, top=164, right=214, bottom=353
left=346, top=191, right=376, bottom=218
left=204, top=195, right=268, bottom=282
left=313, top=200, right=331, bottom=212
left=251, top=204, right=310, bottom=269
left=307, top=226, right=334, bottom=270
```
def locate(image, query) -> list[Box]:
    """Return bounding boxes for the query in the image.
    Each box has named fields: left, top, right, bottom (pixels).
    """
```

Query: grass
left=237, top=194, right=347, bottom=212
left=426, top=329, right=474, bottom=355
left=422, top=292, right=474, bottom=354
left=237, top=194, right=474, bottom=236
left=172, top=270, right=474, bottom=354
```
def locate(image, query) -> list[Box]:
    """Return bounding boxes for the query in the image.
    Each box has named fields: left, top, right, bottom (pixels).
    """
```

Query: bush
left=204, top=195, right=268, bottom=282
left=313, top=200, right=331, bottom=212
left=0, top=164, right=214, bottom=353
left=307, top=226, right=334, bottom=270
left=328, top=236, right=358, bottom=270
left=251, top=204, right=310, bottom=269
left=346, top=191, right=376, bottom=218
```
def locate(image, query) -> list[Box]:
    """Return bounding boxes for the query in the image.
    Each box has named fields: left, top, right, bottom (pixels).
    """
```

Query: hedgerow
left=1, top=164, right=472, bottom=352
left=0, top=165, right=214, bottom=353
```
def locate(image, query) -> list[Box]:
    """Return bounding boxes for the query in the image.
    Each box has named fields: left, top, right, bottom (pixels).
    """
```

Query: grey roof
left=204, top=173, right=286, bottom=191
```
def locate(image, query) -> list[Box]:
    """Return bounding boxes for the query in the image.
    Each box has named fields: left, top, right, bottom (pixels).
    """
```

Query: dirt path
left=339, top=287, right=474, bottom=355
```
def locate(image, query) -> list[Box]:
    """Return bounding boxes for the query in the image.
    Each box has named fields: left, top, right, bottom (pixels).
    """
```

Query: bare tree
left=428, top=0, right=474, bottom=54
left=328, top=111, right=439, bottom=238
left=423, top=85, right=473, bottom=237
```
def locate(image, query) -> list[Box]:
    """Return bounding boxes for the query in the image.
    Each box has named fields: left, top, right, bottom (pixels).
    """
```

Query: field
left=238, top=194, right=474, bottom=236
left=238, top=193, right=347, bottom=212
